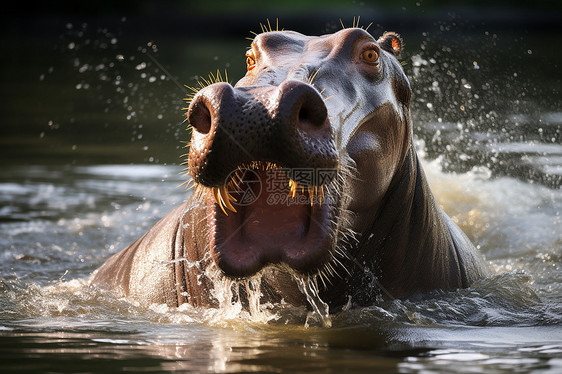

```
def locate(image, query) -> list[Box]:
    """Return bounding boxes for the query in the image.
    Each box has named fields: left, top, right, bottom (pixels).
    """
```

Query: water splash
left=294, top=275, right=332, bottom=328
left=243, top=278, right=262, bottom=318
left=200, top=268, right=280, bottom=325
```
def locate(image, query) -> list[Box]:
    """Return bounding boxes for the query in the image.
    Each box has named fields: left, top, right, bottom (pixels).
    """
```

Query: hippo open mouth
left=201, top=160, right=337, bottom=278
left=186, top=72, right=340, bottom=279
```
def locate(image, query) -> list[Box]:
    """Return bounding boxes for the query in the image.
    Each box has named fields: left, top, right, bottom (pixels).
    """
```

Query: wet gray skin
left=91, top=28, right=490, bottom=308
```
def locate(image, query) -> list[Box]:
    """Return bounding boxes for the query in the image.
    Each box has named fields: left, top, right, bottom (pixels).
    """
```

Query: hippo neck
left=348, top=146, right=467, bottom=302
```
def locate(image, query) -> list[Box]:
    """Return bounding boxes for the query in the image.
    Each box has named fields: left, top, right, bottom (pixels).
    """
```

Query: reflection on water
left=1, top=319, right=561, bottom=373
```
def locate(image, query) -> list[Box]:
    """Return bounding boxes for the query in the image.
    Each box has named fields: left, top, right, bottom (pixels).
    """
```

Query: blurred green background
left=1, top=0, right=561, bottom=166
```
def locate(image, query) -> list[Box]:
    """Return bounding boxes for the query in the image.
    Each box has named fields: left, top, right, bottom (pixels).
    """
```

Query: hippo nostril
left=296, top=96, right=328, bottom=132
left=276, top=81, right=329, bottom=134
left=298, top=106, right=312, bottom=127
left=188, top=100, right=212, bottom=135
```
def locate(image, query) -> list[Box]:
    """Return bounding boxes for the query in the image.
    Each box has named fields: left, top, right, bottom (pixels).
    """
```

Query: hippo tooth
left=308, top=186, right=315, bottom=206
left=289, top=179, right=298, bottom=198
left=216, top=185, right=236, bottom=215
left=211, top=187, right=226, bottom=215
left=220, top=184, right=237, bottom=213
left=229, top=173, right=243, bottom=191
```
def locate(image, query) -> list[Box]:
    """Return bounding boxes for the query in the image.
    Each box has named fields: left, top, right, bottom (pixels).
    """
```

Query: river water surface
left=1, top=12, right=561, bottom=373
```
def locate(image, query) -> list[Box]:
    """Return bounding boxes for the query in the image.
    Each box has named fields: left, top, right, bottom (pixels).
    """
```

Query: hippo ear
left=378, top=32, right=403, bottom=57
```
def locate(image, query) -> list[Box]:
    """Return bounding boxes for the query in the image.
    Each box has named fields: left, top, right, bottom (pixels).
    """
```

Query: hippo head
left=187, top=28, right=411, bottom=280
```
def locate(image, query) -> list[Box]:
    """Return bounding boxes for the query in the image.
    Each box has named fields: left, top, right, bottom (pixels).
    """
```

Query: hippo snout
left=187, top=81, right=337, bottom=187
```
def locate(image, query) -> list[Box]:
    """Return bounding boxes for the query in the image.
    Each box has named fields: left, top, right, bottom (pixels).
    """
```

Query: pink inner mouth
left=243, top=195, right=309, bottom=249
left=210, top=168, right=333, bottom=277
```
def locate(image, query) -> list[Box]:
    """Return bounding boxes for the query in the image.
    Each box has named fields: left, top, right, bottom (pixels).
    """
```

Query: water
left=1, top=160, right=560, bottom=373
left=1, top=11, right=562, bottom=374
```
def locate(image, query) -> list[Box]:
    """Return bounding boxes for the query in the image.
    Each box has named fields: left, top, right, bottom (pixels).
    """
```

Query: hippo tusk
left=220, top=184, right=237, bottom=213
left=289, top=179, right=298, bottom=198
left=211, top=186, right=228, bottom=215
left=212, top=185, right=238, bottom=215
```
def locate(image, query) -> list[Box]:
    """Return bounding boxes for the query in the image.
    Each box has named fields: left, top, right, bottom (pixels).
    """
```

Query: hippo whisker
left=177, top=177, right=195, bottom=191
left=339, top=19, right=347, bottom=30
left=247, top=18, right=282, bottom=42
left=183, top=69, right=230, bottom=110
left=339, top=16, right=371, bottom=31
left=259, top=18, right=280, bottom=34
left=307, top=68, right=322, bottom=86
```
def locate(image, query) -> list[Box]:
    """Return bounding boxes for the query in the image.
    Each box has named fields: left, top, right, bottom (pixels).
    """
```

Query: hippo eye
left=246, top=51, right=256, bottom=71
left=361, top=49, right=379, bottom=63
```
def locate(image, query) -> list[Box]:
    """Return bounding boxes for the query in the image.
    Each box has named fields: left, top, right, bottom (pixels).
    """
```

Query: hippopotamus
left=91, top=27, right=490, bottom=309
